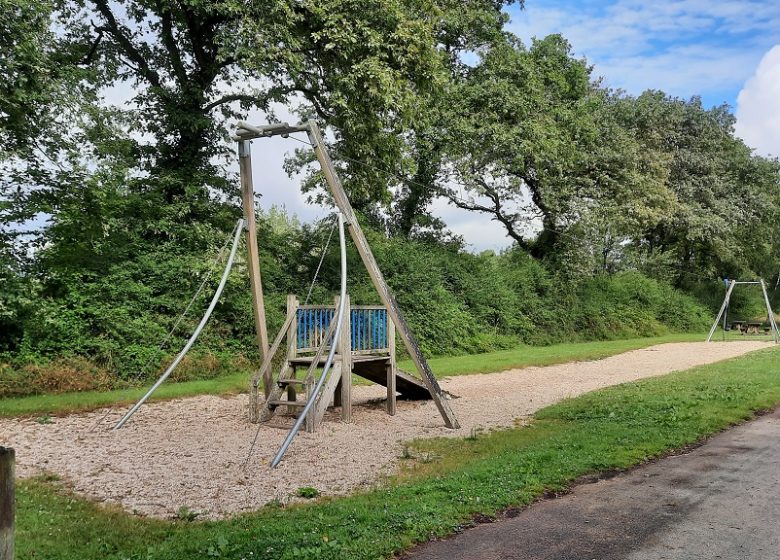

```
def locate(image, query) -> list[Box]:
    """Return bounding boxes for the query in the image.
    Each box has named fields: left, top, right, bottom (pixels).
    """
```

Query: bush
left=3, top=215, right=715, bottom=397
left=0, top=357, right=115, bottom=397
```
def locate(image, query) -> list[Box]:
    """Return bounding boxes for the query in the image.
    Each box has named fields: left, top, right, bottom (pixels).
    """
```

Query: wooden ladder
left=250, top=295, right=352, bottom=432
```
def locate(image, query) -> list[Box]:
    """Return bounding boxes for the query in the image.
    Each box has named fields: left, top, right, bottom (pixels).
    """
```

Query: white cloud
left=507, top=0, right=780, bottom=102
left=735, top=45, right=780, bottom=158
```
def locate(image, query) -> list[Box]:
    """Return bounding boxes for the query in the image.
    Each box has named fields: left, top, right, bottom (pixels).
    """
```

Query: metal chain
left=302, top=216, right=337, bottom=306
left=128, top=220, right=241, bottom=383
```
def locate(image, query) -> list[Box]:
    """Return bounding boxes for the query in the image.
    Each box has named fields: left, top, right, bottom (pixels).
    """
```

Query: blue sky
left=505, top=0, right=780, bottom=109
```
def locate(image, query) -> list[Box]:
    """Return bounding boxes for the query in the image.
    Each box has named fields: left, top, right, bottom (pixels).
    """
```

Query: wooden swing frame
left=706, top=279, right=780, bottom=343
left=235, top=120, right=460, bottom=430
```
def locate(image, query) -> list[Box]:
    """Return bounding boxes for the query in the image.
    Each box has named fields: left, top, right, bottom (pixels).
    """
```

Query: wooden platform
left=289, top=355, right=432, bottom=400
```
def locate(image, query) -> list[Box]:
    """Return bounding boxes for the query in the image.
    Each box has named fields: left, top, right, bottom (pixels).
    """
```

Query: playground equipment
left=234, top=121, right=459, bottom=447
left=706, top=279, right=780, bottom=343
left=114, top=219, right=245, bottom=429
left=113, top=119, right=458, bottom=467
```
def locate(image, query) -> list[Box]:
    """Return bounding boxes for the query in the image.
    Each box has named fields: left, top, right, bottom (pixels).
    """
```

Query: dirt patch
left=0, top=341, right=769, bottom=519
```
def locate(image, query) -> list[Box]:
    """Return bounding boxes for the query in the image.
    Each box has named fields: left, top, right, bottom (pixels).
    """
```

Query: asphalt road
left=405, top=408, right=780, bottom=560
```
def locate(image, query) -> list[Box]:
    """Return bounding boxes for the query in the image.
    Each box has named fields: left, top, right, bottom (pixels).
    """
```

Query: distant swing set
left=706, top=279, right=780, bottom=343
left=113, top=120, right=459, bottom=467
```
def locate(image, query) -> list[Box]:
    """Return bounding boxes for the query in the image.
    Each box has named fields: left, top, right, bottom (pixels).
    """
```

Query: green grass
left=15, top=345, right=780, bottom=560
left=0, top=372, right=249, bottom=419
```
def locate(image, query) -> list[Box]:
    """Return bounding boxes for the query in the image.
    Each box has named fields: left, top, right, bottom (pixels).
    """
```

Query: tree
left=50, top=1, right=518, bottom=211
left=1, top=0, right=60, bottom=155
left=388, top=1, right=520, bottom=237
left=613, top=92, right=780, bottom=283
left=439, top=35, right=671, bottom=257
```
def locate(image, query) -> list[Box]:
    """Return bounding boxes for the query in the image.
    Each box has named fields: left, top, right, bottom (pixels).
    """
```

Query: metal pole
left=760, top=280, right=780, bottom=344
left=707, top=280, right=735, bottom=342
left=238, top=140, right=271, bottom=394
left=270, top=213, right=348, bottom=468
left=114, top=219, right=244, bottom=429
left=0, top=447, right=14, bottom=560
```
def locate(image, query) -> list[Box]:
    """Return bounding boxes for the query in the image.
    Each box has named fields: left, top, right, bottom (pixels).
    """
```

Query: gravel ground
left=0, top=341, right=770, bottom=519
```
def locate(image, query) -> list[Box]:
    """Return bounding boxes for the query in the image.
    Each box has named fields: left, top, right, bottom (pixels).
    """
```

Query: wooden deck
left=288, top=355, right=432, bottom=400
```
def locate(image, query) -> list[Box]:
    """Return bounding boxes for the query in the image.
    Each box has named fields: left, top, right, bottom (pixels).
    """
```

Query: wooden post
left=306, top=121, right=459, bottom=429
left=386, top=312, right=397, bottom=416
left=238, top=140, right=271, bottom=396
left=340, top=295, right=352, bottom=422
left=0, top=447, right=14, bottom=560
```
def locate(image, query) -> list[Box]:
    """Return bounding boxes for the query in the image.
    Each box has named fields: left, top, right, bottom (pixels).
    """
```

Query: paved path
left=406, top=408, right=780, bottom=560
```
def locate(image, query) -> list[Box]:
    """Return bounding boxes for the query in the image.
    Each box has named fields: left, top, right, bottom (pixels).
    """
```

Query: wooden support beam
left=0, top=447, right=14, bottom=560
left=305, top=121, right=459, bottom=429
left=759, top=280, right=780, bottom=344
left=312, top=362, right=344, bottom=429
left=387, top=314, right=397, bottom=416
left=238, top=140, right=271, bottom=396
left=707, top=281, right=736, bottom=342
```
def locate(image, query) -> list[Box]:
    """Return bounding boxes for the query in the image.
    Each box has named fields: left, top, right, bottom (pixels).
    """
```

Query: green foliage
left=296, top=487, right=320, bottom=499
left=610, top=92, right=780, bottom=283
left=15, top=347, right=780, bottom=559
left=1, top=211, right=712, bottom=396
left=176, top=507, right=201, bottom=522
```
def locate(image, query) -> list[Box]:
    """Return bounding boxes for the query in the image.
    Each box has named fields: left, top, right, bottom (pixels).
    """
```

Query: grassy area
left=0, top=372, right=248, bottom=419
left=0, top=333, right=707, bottom=418
left=15, top=345, right=780, bottom=560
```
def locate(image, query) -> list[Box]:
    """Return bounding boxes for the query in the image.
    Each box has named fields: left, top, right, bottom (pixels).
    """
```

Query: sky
left=247, top=0, right=780, bottom=253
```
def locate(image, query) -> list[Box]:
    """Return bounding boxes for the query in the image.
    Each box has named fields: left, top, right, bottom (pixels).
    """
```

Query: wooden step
left=277, top=378, right=308, bottom=385
left=268, top=399, right=306, bottom=407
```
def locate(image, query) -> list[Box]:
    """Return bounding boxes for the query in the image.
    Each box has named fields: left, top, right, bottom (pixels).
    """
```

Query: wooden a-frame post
left=305, top=121, right=460, bottom=429
left=238, top=140, right=271, bottom=395
left=759, top=279, right=780, bottom=343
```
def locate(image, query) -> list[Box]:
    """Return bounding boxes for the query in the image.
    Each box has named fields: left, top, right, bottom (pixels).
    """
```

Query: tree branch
left=79, top=24, right=104, bottom=66
left=446, top=185, right=531, bottom=249
left=155, top=0, right=189, bottom=86
left=203, top=93, right=260, bottom=112
left=90, top=0, right=164, bottom=91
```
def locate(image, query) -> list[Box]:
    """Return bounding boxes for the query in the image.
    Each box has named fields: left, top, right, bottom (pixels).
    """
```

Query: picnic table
left=730, top=321, right=766, bottom=335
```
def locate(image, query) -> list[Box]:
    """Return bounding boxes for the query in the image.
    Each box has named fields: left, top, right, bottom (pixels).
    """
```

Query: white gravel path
left=0, top=341, right=770, bottom=519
